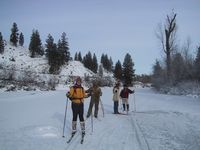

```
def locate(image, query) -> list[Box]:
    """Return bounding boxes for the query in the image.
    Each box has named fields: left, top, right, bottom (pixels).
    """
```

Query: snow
left=0, top=44, right=100, bottom=90
left=0, top=44, right=95, bottom=78
left=0, top=87, right=200, bottom=150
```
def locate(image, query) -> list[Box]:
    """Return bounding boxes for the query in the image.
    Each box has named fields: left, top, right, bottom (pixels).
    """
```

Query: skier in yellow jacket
left=67, top=77, right=87, bottom=136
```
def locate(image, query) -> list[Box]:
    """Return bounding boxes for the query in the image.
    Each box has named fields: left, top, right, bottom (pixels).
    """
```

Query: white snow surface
left=0, top=87, right=200, bottom=150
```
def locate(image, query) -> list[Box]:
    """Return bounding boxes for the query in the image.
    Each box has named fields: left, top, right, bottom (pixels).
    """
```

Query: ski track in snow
left=0, top=88, right=200, bottom=150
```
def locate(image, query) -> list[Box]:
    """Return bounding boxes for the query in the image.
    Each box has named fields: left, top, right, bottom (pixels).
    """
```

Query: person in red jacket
left=120, top=84, right=134, bottom=112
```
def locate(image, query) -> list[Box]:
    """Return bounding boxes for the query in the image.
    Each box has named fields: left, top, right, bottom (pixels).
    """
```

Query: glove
left=66, top=92, right=71, bottom=98
left=85, top=93, right=91, bottom=98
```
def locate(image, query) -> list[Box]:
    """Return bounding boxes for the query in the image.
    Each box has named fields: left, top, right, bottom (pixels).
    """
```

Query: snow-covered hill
left=0, top=43, right=95, bottom=76
left=0, top=43, right=105, bottom=91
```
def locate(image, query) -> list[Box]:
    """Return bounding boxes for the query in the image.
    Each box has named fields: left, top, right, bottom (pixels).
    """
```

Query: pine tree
left=0, top=32, right=4, bottom=54
left=100, top=54, right=105, bottom=65
left=152, top=60, right=164, bottom=89
left=83, top=51, right=93, bottom=71
left=92, top=53, right=98, bottom=73
left=109, top=57, right=113, bottom=72
left=74, top=52, right=78, bottom=61
left=122, top=53, right=135, bottom=86
left=100, top=54, right=112, bottom=72
left=10, top=22, right=19, bottom=46
left=19, top=32, right=24, bottom=46
left=59, top=32, right=70, bottom=63
left=49, top=43, right=59, bottom=74
left=194, top=47, right=200, bottom=81
left=57, top=39, right=65, bottom=65
left=171, top=53, right=185, bottom=83
left=45, top=34, right=61, bottom=74
left=46, top=34, right=55, bottom=65
left=98, top=64, right=103, bottom=77
left=114, top=60, right=123, bottom=81
left=152, top=60, right=163, bottom=78
left=104, top=54, right=109, bottom=71
left=78, top=52, right=82, bottom=62
left=29, top=30, right=43, bottom=58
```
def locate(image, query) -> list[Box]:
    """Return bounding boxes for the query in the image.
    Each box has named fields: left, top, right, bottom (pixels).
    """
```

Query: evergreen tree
left=122, top=53, right=135, bottom=86
left=92, top=53, right=98, bottom=73
left=45, top=34, right=60, bottom=74
left=83, top=51, right=93, bottom=71
left=29, top=30, right=43, bottom=58
left=194, top=46, right=200, bottom=81
left=152, top=60, right=163, bottom=78
left=74, top=52, right=78, bottom=61
left=171, top=53, right=185, bottom=83
left=10, top=22, right=19, bottom=46
left=109, top=57, right=113, bottom=72
left=0, top=32, right=4, bottom=54
left=78, top=52, right=82, bottom=62
left=19, top=32, right=24, bottom=46
left=114, top=60, right=123, bottom=81
left=45, top=34, right=55, bottom=65
left=104, top=54, right=109, bottom=71
left=100, top=54, right=112, bottom=72
left=49, top=43, right=60, bottom=74
left=152, top=60, right=164, bottom=89
left=59, top=32, right=70, bottom=63
left=57, top=39, right=65, bottom=65
left=98, top=64, right=103, bottom=77
left=100, top=54, right=105, bottom=65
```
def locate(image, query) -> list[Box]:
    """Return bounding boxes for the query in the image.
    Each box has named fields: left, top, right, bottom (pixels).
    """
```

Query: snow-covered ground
left=0, top=87, right=200, bottom=150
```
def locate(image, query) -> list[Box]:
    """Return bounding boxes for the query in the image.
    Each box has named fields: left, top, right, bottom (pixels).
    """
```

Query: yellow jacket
left=68, top=85, right=86, bottom=104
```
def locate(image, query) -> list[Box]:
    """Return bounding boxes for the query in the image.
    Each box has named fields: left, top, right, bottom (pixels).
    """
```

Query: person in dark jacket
left=120, top=84, right=134, bottom=112
left=86, top=81, right=102, bottom=118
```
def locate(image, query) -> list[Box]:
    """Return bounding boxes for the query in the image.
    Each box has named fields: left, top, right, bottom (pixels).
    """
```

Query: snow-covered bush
left=159, top=81, right=200, bottom=98
left=47, top=76, right=59, bottom=90
left=0, top=66, right=16, bottom=81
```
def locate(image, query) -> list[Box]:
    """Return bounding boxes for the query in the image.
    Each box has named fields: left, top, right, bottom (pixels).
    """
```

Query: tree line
left=0, top=22, right=135, bottom=86
left=152, top=11, right=200, bottom=89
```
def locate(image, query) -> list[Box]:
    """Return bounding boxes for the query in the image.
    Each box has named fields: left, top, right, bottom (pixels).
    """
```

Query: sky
left=0, top=0, right=200, bottom=74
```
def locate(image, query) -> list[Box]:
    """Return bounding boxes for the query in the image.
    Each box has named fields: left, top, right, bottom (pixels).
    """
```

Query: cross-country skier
left=120, top=84, right=134, bottom=112
left=86, top=81, right=102, bottom=118
left=112, top=82, right=120, bottom=114
left=66, top=77, right=88, bottom=136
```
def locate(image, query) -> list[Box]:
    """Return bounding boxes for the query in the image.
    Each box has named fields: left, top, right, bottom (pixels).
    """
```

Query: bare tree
left=156, top=11, right=177, bottom=81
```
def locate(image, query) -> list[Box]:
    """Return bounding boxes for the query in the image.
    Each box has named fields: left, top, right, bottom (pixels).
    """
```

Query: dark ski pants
left=87, top=99, right=100, bottom=117
left=72, top=102, right=84, bottom=122
left=113, top=101, right=119, bottom=113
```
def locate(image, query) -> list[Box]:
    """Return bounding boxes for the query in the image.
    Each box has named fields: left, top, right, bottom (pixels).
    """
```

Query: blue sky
left=1, top=0, right=200, bottom=74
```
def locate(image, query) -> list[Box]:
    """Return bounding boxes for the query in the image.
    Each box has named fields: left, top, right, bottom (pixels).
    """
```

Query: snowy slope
left=0, top=44, right=97, bottom=90
left=0, top=87, right=200, bottom=150
left=0, top=44, right=95, bottom=77
left=0, top=44, right=48, bottom=74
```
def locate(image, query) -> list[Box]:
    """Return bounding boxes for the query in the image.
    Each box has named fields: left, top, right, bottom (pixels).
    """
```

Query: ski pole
left=62, top=97, right=69, bottom=137
left=91, top=112, right=93, bottom=133
left=100, top=99, right=105, bottom=117
left=133, top=93, right=136, bottom=112
left=120, top=97, right=123, bottom=111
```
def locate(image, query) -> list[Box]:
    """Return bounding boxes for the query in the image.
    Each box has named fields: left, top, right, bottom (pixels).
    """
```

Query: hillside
left=0, top=43, right=111, bottom=91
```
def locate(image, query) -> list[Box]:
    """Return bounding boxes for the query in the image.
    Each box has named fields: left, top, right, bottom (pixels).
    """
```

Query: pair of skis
left=66, top=132, right=85, bottom=144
